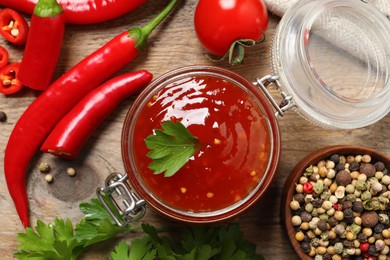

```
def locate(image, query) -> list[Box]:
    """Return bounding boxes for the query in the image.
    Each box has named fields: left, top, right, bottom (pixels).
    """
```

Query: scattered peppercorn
left=66, top=167, right=76, bottom=176
left=0, top=111, right=7, bottom=122
left=38, top=162, right=51, bottom=173
left=45, top=174, right=53, bottom=183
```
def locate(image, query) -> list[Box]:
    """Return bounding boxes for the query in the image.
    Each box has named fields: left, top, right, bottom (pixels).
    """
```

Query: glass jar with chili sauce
left=120, top=66, right=281, bottom=223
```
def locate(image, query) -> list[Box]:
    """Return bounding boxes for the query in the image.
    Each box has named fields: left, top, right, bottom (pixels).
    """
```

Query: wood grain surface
left=0, top=1, right=389, bottom=259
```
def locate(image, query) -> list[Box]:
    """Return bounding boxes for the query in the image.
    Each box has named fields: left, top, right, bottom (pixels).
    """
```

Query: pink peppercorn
left=360, top=242, right=370, bottom=252
left=303, top=182, right=313, bottom=193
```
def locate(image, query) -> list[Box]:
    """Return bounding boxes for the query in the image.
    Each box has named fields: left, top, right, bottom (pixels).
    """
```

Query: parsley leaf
left=145, top=120, right=200, bottom=177
left=14, top=198, right=139, bottom=260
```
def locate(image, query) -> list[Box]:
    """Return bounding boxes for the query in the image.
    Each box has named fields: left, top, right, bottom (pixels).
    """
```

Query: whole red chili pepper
left=0, top=45, right=9, bottom=69
left=0, top=0, right=147, bottom=24
left=41, top=70, right=152, bottom=158
left=18, top=0, right=64, bottom=91
left=4, top=0, right=178, bottom=228
left=0, top=8, right=29, bottom=45
left=0, top=62, right=24, bottom=94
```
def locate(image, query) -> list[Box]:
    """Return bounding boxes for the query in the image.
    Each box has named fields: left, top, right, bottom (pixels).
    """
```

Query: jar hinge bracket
left=96, top=172, right=146, bottom=227
left=254, top=75, right=295, bottom=117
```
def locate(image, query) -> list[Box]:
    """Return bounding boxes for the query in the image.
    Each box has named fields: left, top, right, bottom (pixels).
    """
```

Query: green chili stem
left=34, top=0, right=63, bottom=17
left=130, top=0, right=179, bottom=49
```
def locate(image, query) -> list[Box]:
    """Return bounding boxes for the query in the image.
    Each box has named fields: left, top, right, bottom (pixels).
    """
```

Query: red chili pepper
left=41, top=70, right=152, bottom=158
left=18, top=0, right=65, bottom=91
left=4, top=0, right=178, bottom=228
left=0, top=0, right=147, bottom=24
left=0, top=45, right=9, bottom=69
left=0, top=62, right=23, bottom=94
left=303, top=182, right=313, bottom=193
left=0, top=8, right=29, bottom=45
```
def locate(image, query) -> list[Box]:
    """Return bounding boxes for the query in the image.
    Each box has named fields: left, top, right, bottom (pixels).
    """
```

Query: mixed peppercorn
left=290, top=153, right=389, bottom=259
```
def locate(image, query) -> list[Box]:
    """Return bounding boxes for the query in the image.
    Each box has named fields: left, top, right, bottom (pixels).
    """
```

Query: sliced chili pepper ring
left=0, top=46, right=9, bottom=69
left=0, top=8, right=29, bottom=45
left=0, top=62, right=23, bottom=94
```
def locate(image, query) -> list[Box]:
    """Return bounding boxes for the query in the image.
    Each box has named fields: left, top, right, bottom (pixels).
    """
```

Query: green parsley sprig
left=14, top=197, right=264, bottom=260
left=145, top=120, right=200, bottom=177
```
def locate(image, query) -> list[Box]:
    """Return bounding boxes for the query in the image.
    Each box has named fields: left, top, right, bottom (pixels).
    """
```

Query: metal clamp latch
left=96, top=172, right=146, bottom=227
left=253, top=75, right=295, bottom=117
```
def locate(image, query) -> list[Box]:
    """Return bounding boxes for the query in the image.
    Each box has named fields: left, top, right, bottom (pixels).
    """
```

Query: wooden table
left=0, top=1, right=389, bottom=259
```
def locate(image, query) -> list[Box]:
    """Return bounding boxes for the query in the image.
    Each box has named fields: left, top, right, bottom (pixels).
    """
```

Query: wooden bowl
left=281, top=145, right=390, bottom=259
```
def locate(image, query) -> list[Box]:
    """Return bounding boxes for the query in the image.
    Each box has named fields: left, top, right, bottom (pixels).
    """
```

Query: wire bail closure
left=254, top=75, right=295, bottom=117
left=96, top=172, right=146, bottom=227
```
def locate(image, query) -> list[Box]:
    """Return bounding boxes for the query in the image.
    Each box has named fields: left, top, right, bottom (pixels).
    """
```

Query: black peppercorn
left=328, top=216, right=338, bottom=227
left=343, top=240, right=354, bottom=248
left=368, top=244, right=379, bottom=256
left=374, top=233, right=384, bottom=241
left=342, top=200, right=353, bottom=209
left=357, top=233, right=367, bottom=242
left=0, top=111, right=7, bottom=122
left=300, top=241, right=311, bottom=253
left=352, top=201, right=364, bottom=213
left=323, top=253, right=332, bottom=260
left=335, top=163, right=345, bottom=172
left=349, top=161, right=360, bottom=171
left=329, top=154, right=340, bottom=164
left=329, top=237, right=341, bottom=245
left=293, top=193, right=305, bottom=205
left=374, top=223, right=385, bottom=234
left=312, top=198, right=323, bottom=208
left=300, top=211, right=312, bottom=222
left=360, top=163, right=376, bottom=178
left=375, top=161, right=386, bottom=172
left=317, top=220, right=328, bottom=231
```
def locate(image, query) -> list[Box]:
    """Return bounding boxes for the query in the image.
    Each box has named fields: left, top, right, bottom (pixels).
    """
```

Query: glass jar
left=98, top=0, right=390, bottom=225
left=270, top=0, right=390, bottom=128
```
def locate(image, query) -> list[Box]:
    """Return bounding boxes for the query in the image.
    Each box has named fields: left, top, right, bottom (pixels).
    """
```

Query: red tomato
left=0, top=8, right=29, bottom=45
left=194, top=0, right=268, bottom=64
left=0, top=62, right=23, bottom=95
left=0, top=46, right=9, bottom=69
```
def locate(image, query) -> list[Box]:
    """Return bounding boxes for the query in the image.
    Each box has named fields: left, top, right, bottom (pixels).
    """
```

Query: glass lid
left=271, top=0, right=390, bottom=129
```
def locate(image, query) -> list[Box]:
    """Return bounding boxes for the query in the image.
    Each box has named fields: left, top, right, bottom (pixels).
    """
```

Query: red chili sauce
left=132, top=75, right=271, bottom=213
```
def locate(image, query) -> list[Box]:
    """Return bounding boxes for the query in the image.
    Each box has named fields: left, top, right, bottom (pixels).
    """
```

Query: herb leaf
left=145, top=120, right=199, bottom=177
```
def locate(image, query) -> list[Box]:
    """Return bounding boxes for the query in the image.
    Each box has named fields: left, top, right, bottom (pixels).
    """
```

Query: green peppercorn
left=333, top=242, right=344, bottom=254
